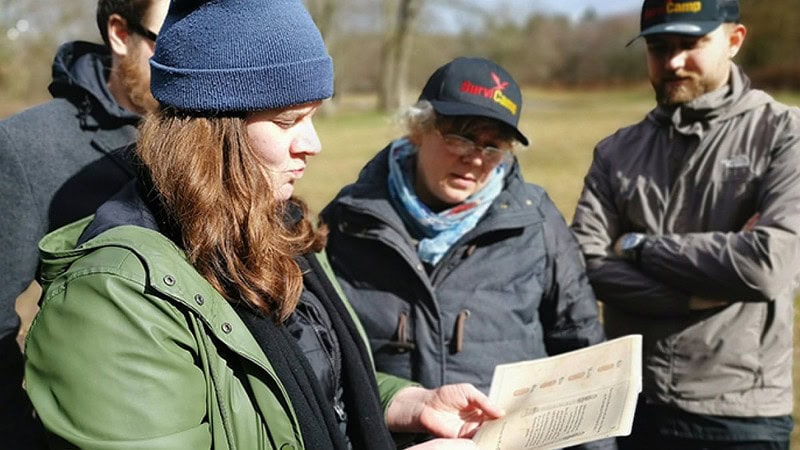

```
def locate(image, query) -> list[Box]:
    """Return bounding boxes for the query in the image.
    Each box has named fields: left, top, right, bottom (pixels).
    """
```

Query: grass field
left=299, top=85, right=800, bottom=446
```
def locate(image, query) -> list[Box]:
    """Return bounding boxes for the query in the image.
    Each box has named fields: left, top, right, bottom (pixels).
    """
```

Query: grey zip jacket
left=0, top=41, right=138, bottom=341
left=571, top=65, right=800, bottom=417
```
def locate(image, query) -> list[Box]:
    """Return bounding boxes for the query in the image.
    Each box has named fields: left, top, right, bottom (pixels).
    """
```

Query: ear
left=728, top=23, right=747, bottom=58
left=407, top=131, right=424, bottom=147
left=107, top=13, right=131, bottom=57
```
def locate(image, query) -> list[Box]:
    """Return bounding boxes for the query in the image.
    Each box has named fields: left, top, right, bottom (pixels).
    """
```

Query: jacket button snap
left=416, top=264, right=423, bottom=271
left=525, top=199, right=533, bottom=206
left=221, top=322, right=233, bottom=333
left=194, top=294, right=205, bottom=305
left=163, top=275, right=176, bottom=286
left=279, top=444, right=295, bottom=450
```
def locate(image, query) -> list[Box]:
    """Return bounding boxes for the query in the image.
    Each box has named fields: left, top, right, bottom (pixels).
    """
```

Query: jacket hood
left=649, top=64, right=773, bottom=137
left=48, top=41, right=140, bottom=125
left=37, top=180, right=153, bottom=293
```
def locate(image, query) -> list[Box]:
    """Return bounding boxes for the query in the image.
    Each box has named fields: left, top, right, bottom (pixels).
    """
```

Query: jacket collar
left=649, top=64, right=773, bottom=137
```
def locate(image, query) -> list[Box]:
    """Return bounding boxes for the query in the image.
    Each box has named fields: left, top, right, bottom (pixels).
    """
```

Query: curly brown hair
left=137, top=108, right=324, bottom=321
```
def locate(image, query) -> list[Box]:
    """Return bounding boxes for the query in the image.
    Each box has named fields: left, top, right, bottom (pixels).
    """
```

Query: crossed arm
left=571, top=128, right=800, bottom=317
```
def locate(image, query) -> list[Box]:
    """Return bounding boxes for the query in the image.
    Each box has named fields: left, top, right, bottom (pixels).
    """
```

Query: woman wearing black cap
left=23, top=1, right=502, bottom=449
left=322, top=57, right=613, bottom=449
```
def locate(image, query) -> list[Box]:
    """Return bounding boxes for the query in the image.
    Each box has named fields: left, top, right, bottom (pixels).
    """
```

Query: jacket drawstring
left=78, top=97, right=92, bottom=128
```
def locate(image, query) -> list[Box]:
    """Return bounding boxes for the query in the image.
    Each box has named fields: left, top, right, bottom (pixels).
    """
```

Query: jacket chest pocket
left=714, top=155, right=759, bottom=210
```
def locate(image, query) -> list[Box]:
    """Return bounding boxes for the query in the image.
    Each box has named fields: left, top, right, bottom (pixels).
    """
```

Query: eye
left=443, top=134, right=474, bottom=149
left=272, top=116, right=302, bottom=129
left=681, top=39, right=700, bottom=51
left=647, top=42, right=668, bottom=54
left=273, top=121, right=291, bottom=129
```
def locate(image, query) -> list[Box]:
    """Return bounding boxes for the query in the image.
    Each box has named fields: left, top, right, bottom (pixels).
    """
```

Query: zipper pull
left=333, top=402, right=347, bottom=421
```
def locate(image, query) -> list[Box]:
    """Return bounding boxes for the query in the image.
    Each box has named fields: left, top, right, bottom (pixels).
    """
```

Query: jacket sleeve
left=376, top=371, right=417, bottom=414
left=571, top=145, right=691, bottom=317
left=25, top=270, right=212, bottom=450
left=637, top=116, right=800, bottom=302
left=539, top=193, right=606, bottom=354
left=0, top=125, right=43, bottom=338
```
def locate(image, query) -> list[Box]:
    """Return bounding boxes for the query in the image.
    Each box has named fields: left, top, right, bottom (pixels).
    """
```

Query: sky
left=428, top=0, right=643, bottom=33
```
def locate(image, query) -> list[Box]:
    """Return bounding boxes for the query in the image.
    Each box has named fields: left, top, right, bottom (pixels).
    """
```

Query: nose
left=293, top=119, right=322, bottom=156
left=460, top=148, right=486, bottom=167
left=665, top=48, right=687, bottom=71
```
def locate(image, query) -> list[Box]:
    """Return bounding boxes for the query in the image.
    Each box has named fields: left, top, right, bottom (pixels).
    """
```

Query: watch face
left=623, top=233, right=643, bottom=250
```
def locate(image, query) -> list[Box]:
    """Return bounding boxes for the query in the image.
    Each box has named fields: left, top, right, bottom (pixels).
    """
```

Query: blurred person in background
left=322, top=56, right=614, bottom=449
left=571, top=0, right=800, bottom=449
left=0, top=0, right=168, bottom=448
left=24, top=0, right=504, bottom=448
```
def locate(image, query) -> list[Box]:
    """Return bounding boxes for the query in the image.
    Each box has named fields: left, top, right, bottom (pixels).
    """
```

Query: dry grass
left=299, top=86, right=800, bottom=446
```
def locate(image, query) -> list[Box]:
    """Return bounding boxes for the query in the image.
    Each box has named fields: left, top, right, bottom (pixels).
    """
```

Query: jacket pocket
left=668, top=303, right=764, bottom=400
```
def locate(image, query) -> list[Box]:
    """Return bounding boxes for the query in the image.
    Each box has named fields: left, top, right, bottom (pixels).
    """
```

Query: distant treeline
left=329, top=1, right=799, bottom=99
left=1, top=0, right=797, bottom=110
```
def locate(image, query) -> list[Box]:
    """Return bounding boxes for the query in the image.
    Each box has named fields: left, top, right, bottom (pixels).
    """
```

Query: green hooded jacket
left=25, top=216, right=412, bottom=449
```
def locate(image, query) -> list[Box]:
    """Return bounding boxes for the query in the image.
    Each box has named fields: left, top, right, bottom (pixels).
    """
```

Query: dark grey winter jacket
left=571, top=65, right=800, bottom=417
left=322, top=148, right=613, bottom=449
left=0, top=41, right=139, bottom=339
left=321, top=146, right=606, bottom=392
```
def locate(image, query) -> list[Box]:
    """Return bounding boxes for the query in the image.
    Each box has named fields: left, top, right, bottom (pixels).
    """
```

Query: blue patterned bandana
left=387, top=138, right=506, bottom=265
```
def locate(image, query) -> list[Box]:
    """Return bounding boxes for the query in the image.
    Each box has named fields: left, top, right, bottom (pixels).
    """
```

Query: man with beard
left=0, top=0, right=168, bottom=447
left=571, top=0, right=800, bottom=449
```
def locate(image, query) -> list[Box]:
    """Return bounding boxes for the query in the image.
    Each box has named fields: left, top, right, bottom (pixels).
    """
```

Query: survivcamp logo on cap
left=629, top=0, right=740, bottom=43
left=460, top=72, right=518, bottom=116
left=419, top=57, right=528, bottom=145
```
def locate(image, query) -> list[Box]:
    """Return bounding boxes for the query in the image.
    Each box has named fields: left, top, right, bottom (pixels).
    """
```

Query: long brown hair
left=137, top=108, right=324, bottom=321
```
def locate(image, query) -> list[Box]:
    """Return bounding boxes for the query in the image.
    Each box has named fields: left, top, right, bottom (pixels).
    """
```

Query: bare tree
left=306, top=0, right=338, bottom=40
left=305, top=0, right=342, bottom=112
left=378, top=0, right=423, bottom=112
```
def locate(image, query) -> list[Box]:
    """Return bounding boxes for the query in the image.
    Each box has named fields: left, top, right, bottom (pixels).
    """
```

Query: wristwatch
left=619, top=233, right=646, bottom=265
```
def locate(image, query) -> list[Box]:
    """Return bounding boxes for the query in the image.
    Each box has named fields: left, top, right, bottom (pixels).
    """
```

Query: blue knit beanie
left=150, top=0, right=334, bottom=112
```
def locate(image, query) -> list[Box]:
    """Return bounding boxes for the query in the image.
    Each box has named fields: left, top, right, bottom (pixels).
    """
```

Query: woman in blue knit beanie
left=24, top=0, right=503, bottom=449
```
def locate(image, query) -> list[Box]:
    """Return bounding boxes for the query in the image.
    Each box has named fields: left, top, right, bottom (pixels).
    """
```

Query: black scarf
left=236, top=303, right=348, bottom=450
left=235, top=252, right=396, bottom=450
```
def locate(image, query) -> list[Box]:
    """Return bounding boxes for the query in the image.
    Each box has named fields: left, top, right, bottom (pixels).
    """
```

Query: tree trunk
left=378, top=0, right=422, bottom=112
left=306, top=0, right=340, bottom=113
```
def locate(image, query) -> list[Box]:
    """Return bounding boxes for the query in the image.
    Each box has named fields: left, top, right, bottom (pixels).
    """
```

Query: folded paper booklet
left=473, top=334, right=642, bottom=450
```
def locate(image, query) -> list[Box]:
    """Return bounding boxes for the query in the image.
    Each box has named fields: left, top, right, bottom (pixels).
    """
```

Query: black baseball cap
left=418, top=57, right=528, bottom=146
left=628, top=0, right=740, bottom=45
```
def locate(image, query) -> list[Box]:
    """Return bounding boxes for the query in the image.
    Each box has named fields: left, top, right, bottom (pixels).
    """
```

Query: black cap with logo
left=418, top=57, right=528, bottom=146
left=629, top=0, right=739, bottom=45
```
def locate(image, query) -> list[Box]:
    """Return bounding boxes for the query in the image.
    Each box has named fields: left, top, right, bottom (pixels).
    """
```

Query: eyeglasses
left=436, top=130, right=512, bottom=165
left=128, top=21, right=158, bottom=42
